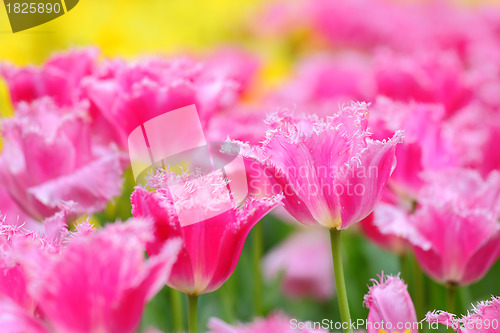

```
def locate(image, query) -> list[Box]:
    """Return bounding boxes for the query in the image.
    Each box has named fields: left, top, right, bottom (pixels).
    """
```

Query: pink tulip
left=309, top=0, right=483, bottom=54
left=0, top=212, right=68, bottom=316
left=0, top=186, right=36, bottom=229
left=263, top=228, right=335, bottom=300
left=0, top=220, right=180, bottom=333
left=446, top=104, right=500, bottom=176
left=0, top=48, right=98, bottom=106
left=360, top=98, right=458, bottom=254
left=369, top=97, right=458, bottom=200
left=410, top=169, right=500, bottom=285
left=426, top=296, right=500, bottom=333
left=272, top=53, right=375, bottom=108
left=0, top=98, right=128, bottom=220
left=207, top=105, right=268, bottom=145
left=374, top=50, right=471, bottom=116
left=242, top=102, right=402, bottom=230
left=208, top=312, right=330, bottom=333
left=359, top=204, right=415, bottom=256
left=82, top=52, right=256, bottom=148
left=364, top=274, right=418, bottom=333
left=131, top=170, right=282, bottom=295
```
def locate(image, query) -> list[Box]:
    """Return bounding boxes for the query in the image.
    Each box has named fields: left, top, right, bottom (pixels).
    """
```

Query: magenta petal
left=28, top=153, right=128, bottom=217
left=0, top=298, right=49, bottom=333
left=338, top=131, right=403, bottom=229
left=32, top=221, right=179, bottom=333
left=131, top=176, right=281, bottom=295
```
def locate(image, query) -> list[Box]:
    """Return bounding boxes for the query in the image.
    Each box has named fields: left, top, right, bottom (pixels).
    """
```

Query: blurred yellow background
left=0, top=0, right=263, bottom=64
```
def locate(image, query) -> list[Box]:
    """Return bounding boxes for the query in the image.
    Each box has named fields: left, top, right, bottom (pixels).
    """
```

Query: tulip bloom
left=82, top=51, right=257, bottom=148
left=244, top=102, right=402, bottom=231
left=360, top=98, right=457, bottom=256
left=0, top=220, right=180, bottom=333
left=426, top=296, right=500, bottom=333
left=240, top=103, right=401, bottom=333
left=131, top=171, right=282, bottom=296
left=410, top=169, right=500, bottom=285
left=0, top=98, right=127, bottom=220
left=0, top=48, right=98, bottom=106
left=364, top=274, right=418, bottom=333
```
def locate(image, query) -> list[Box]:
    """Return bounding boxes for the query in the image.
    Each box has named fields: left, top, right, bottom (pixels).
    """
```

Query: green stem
left=412, top=257, right=425, bottom=320
left=446, top=283, right=457, bottom=314
left=252, top=222, right=264, bottom=316
left=459, top=285, right=471, bottom=314
left=170, top=288, right=183, bottom=332
left=446, top=283, right=457, bottom=333
left=329, top=228, right=353, bottom=333
left=221, top=275, right=236, bottom=323
left=188, top=295, right=198, bottom=333
left=399, top=253, right=408, bottom=283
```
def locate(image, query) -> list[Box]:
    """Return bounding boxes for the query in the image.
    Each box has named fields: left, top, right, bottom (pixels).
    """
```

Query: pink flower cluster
left=1, top=0, right=500, bottom=330
left=0, top=216, right=181, bottom=333
left=254, top=0, right=500, bottom=302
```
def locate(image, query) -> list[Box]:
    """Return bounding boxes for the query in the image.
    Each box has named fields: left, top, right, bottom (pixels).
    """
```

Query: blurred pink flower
left=0, top=98, right=128, bottom=220
left=426, top=296, right=500, bottom=333
left=0, top=186, right=35, bottom=229
left=410, top=169, right=500, bottom=285
left=374, top=50, right=471, bottom=116
left=242, top=102, right=402, bottom=230
left=359, top=205, right=411, bottom=256
left=208, top=312, right=329, bottom=333
left=364, top=274, right=418, bottom=333
left=360, top=98, right=458, bottom=254
left=207, top=105, right=268, bottom=145
left=131, top=171, right=282, bottom=295
left=272, top=52, right=375, bottom=108
left=0, top=220, right=180, bottom=333
left=82, top=52, right=256, bottom=148
left=263, top=228, right=335, bottom=300
left=369, top=97, right=458, bottom=200
left=308, top=0, right=483, bottom=55
left=445, top=104, right=500, bottom=176
left=0, top=48, right=99, bottom=106
left=0, top=212, right=68, bottom=316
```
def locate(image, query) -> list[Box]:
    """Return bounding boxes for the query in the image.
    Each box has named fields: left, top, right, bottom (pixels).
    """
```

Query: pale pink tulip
left=208, top=312, right=329, bottom=333
left=426, top=296, right=500, bottom=333
left=0, top=98, right=128, bottom=220
left=410, top=169, right=500, bottom=285
left=242, top=102, right=402, bottom=230
left=364, top=274, right=418, bottom=333
left=131, top=170, right=282, bottom=295
left=263, top=228, right=335, bottom=300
